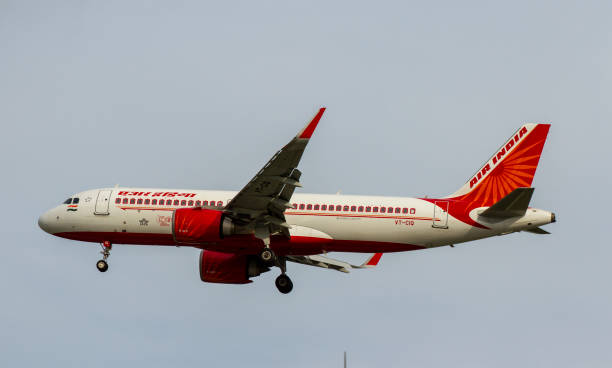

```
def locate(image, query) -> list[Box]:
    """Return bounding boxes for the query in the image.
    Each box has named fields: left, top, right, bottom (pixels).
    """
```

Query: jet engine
left=199, top=250, right=270, bottom=284
left=173, top=208, right=235, bottom=244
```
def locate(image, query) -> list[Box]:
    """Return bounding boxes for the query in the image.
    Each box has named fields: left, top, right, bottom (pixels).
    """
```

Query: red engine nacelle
left=173, top=208, right=234, bottom=244
left=199, top=250, right=269, bottom=284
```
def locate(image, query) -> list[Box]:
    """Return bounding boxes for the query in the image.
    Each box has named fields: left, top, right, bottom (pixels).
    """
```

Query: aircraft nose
left=38, top=211, right=54, bottom=234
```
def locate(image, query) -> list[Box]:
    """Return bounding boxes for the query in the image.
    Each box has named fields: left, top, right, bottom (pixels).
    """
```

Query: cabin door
left=432, top=201, right=449, bottom=229
left=94, top=190, right=112, bottom=215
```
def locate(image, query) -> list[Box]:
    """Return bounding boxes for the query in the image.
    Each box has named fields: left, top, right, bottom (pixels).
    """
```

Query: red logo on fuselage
left=117, top=191, right=197, bottom=198
left=469, top=126, right=529, bottom=188
left=157, top=215, right=172, bottom=226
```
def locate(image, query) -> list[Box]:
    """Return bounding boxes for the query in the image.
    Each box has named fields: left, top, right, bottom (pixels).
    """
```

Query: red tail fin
left=447, top=123, right=550, bottom=207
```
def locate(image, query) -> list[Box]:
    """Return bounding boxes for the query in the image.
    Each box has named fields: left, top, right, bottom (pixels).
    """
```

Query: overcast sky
left=1, top=0, right=611, bottom=367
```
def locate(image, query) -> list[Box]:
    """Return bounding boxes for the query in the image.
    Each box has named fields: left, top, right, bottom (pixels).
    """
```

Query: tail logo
left=469, top=126, right=529, bottom=189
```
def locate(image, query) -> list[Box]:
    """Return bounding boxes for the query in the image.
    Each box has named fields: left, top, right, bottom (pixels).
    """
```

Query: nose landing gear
left=96, top=259, right=108, bottom=272
left=96, top=241, right=112, bottom=273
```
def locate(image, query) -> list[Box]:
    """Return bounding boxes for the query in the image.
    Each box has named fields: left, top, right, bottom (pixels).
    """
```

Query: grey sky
left=1, top=0, right=611, bottom=367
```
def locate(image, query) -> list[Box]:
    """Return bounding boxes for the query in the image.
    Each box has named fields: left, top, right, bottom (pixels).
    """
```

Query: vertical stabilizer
left=447, top=123, right=550, bottom=207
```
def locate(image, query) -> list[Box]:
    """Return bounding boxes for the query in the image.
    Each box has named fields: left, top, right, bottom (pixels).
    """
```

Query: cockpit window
left=63, top=198, right=72, bottom=204
left=73, top=198, right=80, bottom=204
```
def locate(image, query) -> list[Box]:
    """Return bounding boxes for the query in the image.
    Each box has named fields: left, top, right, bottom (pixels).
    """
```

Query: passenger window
left=152, top=199, right=158, bottom=205
left=351, top=206, right=356, bottom=212
left=337, top=205, right=342, bottom=211
left=380, top=207, right=386, bottom=213
left=343, top=205, right=349, bottom=211
left=402, top=208, right=408, bottom=214
left=395, top=207, right=401, bottom=213
left=307, top=204, right=312, bottom=210
left=217, top=201, right=223, bottom=206
left=314, top=204, right=320, bottom=210
left=410, top=208, right=416, bottom=214
left=328, top=205, right=334, bottom=211
left=321, top=205, right=327, bottom=211
left=63, top=198, right=72, bottom=204
left=173, top=200, right=179, bottom=206
left=115, top=198, right=121, bottom=204
left=373, top=206, right=378, bottom=213
left=137, top=199, right=143, bottom=205
left=181, top=200, right=187, bottom=206
left=195, top=200, right=201, bottom=206
left=299, top=204, right=305, bottom=210
left=388, top=207, right=393, bottom=213
left=130, top=198, right=136, bottom=204
left=122, top=198, right=128, bottom=204
left=292, top=204, right=297, bottom=209
left=202, top=201, right=208, bottom=206
left=358, top=206, right=364, bottom=212
left=366, top=206, right=371, bottom=212
left=144, top=199, right=150, bottom=205
left=188, top=200, right=194, bottom=206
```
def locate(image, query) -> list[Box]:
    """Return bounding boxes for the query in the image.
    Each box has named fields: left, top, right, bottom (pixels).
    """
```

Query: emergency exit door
left=94, top=190, right=112, bottom=215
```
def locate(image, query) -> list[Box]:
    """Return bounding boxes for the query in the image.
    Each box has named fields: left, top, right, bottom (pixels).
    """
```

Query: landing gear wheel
left=260, top=248, right=274, bottom=262
left=275, top=274, right=293, bottom=294
left=96, top=260, right=108, bottom=272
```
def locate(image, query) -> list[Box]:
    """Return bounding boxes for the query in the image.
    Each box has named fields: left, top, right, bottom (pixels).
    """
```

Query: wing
left=286, top=253, right=383, bottom=273
left=224, top=108, right=326, bottom=242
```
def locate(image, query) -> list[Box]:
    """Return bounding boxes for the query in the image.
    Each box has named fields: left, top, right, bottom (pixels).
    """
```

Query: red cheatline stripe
left=287, top=212, right=436, bottom=221
left=118, top=207, right=438, bottom=221
left=120, top=207, right=177, bottom=211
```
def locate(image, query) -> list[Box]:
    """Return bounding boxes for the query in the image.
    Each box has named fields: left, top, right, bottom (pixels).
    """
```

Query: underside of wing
left=287, top=253, right=383, bottom=273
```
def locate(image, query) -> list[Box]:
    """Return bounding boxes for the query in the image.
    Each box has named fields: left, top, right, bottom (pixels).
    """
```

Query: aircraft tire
left=275, top=274, right=293, bottom=294
left=96, top=260, right=108, bottom=272
left=260, top=249, right=274, bottom=262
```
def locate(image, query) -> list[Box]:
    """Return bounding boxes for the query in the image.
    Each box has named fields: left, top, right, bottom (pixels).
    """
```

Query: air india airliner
left=38, top=108, right=555, bottom=293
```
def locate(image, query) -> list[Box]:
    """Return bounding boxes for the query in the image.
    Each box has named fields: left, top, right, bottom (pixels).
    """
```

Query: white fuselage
left=38, top=187, right=555, bottom=255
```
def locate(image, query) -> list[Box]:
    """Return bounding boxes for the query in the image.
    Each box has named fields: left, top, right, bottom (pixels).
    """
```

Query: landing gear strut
left=274, top=256, right=293, bottom=294
left=255, top=226, right=294, bottom=294
left=96, top=241, right=111, bottom=272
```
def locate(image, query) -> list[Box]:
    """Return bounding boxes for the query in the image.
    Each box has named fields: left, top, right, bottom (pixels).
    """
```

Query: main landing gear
left=259, top=247, right=293, bottom=294
left=260, top=248, right=274, bottom=263
left=275, top=274, right=293, bottom=294
left=96, top=241, right=111, bottom=273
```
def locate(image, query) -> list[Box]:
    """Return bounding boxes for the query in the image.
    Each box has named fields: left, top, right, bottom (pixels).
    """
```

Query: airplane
left=38, top=108, right=555, bottom=294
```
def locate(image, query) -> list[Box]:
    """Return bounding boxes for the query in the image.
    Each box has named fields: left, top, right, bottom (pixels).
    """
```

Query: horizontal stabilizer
left=480, top=187, right=534, bottom=218
left=524, top=227, right=551, bottom=235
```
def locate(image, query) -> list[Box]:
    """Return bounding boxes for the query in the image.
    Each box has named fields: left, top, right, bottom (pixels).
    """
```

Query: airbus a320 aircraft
left=38, top=108, right=555, bottom=293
